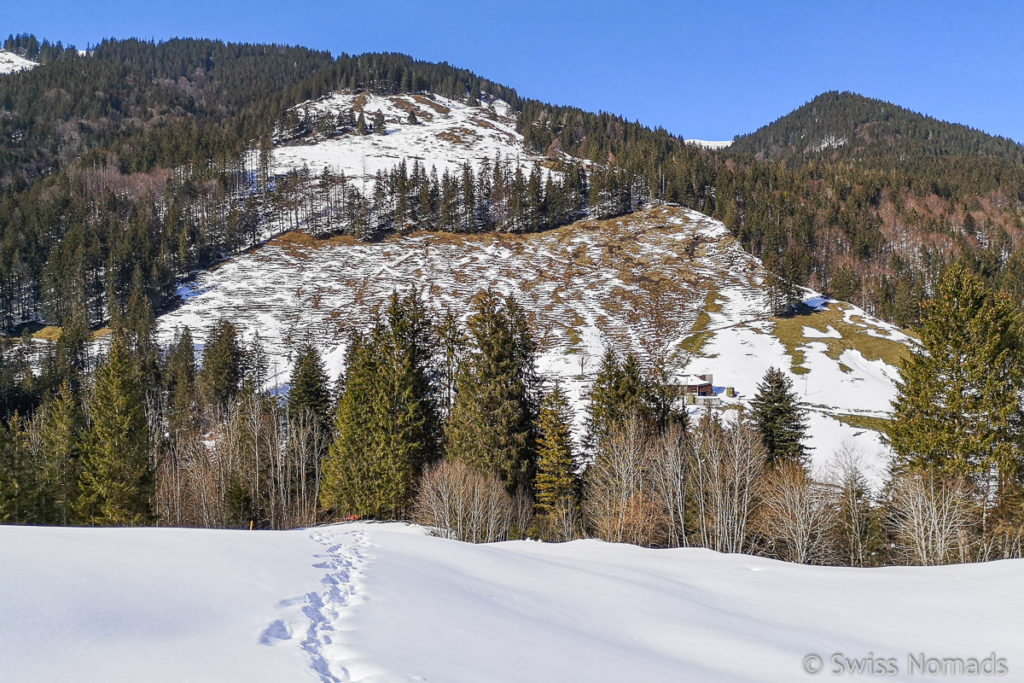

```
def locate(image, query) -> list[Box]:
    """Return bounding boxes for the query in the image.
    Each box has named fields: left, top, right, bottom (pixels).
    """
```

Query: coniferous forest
left=2, top=35, right=1024, bottom=566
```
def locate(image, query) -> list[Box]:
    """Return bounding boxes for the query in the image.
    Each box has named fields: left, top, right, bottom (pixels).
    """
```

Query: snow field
left=2, top=522, right=1022, bottom=682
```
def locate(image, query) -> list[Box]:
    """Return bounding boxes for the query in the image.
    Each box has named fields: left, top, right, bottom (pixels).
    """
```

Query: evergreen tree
left=33, top=381, right=84, bottom=525
left=321, top=291, right=440, bottom=518
left=534, top=383, right=580, bottom=540
left=887, top=265, right=1024, bottom=490
left=372, top=110, right=385, bottom=135
left=288, top=343, right=332, bottom=433
left=164, top=327, right=198, bottom=436
left=356, top=111, right=367, bottom=135
left=76, top=338, right=153, bottom=525
left=199, top=320, right=243, bottom=411
left=750, top=367, right=809, bottom=466
left=0, top=414, right=31, bottom=522
left=586, top=349, right=652, bottom=448
left=446, top=290, right=539, bottom=494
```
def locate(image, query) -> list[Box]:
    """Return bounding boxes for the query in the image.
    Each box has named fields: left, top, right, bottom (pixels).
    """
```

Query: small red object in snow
left=345, top=514, right=360, bottom=521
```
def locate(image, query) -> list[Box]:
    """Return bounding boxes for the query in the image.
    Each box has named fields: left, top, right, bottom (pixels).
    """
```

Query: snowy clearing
left=1, top=522, right=1020, bottom=682
left=269, top=91, right=561, bottom=184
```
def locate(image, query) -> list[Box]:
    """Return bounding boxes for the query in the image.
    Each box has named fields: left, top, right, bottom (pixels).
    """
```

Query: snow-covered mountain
left=268, top=91, right=563, bottom=184
left=158, top=203, right=913, bottom=486
left=2, top=522, right=1021, bottom=682
left=0, top=50, right=38, bottom=75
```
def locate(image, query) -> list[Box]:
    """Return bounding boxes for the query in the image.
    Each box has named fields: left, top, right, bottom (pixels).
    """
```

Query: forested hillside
left=2, top=35, right=1024, bottom=345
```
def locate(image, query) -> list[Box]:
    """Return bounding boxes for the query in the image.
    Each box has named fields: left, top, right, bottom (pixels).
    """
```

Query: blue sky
left=6, top=1, right=1024, bottom=142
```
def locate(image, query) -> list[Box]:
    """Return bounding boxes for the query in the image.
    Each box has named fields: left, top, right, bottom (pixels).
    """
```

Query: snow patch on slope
left=685, top=139, right=733, bottom=150
left=270, top=91, right=558, bottom=184
left=0, top=51, right=38, bottom=75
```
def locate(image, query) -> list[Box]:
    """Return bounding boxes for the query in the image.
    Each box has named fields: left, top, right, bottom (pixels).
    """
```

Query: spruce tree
left=750, top=366, right=809, bottom=466
left=199, top=320, right=243, bottom=412
left=33, top=381, right=84, bottom=525
left=356, top=112, right=367, bottom=135
left=289, top=343, right=332, bottom=434
left=164, top=327, right=198, bottom=435
left=373, top=110, right=385, bottom=135
left=76, top=338, right=153, bottom=525
left=534, top=383, right=580, bottom=540
left=887, top=265, right=1024, bottom=487
left=446, top=290, right=539, bottom=494
left=586, top=350, right=652, bottom=448
left=321, top=292, right=440, bottom=518
left=0, top=414, right=31, bottom=522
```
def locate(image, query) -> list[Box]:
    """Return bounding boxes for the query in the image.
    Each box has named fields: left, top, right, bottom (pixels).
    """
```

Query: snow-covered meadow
left=2, top=522, right=1020, bottom=682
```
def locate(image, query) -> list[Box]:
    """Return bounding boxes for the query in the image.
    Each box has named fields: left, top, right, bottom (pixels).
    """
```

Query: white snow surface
left=684, top=139, right=733, bottom=150
left=0, top=51, right=38, bottom=74
left=1, top=521, right=1022, bottom=682
left=270, top=92, right=559, bottom=183
left=157, top=204, right=914, bottom=487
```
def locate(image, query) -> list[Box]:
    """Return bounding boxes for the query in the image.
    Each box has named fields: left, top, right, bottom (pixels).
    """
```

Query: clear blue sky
left=6, top=0, right=1024, bottom=143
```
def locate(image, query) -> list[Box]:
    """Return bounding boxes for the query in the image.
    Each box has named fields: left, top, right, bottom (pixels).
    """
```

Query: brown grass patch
left=412, top=94, right=450, bottom=115
left=33, top=326, right=62, bottom=342
left=436, top=128, right=479, bottom=146
left=389, top=96, right=432, bottom=121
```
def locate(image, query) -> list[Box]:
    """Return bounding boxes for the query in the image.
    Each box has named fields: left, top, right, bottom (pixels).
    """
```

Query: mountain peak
left=729, top=90, right=1024, bottom=163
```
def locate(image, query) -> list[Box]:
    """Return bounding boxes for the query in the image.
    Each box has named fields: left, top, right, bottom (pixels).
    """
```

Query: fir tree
left=372, top=110, right=385, bottom=135
left=76, top=338, right=153, bottom=525
left=0, top=414, right=31, bottom=522
left=750, top=367, right=809, bottom=466
left=534, top=383, right=580, bottom=540
left=446, top=290, right=539, bottom=495
left=356, top=111, right=367, bottom=135
left=887, top=265, right=1024, bottom=490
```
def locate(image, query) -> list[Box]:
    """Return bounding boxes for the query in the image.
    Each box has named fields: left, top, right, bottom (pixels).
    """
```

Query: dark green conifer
left=446, top=290, right=539, bottom=494
left=33, top=381, right=84, bottom=525
left=199, top=320, right=243, bottom=411
left=750, top=366, right=809, bottom=466
left=289, top=343, right=332, bottom=434
left=321, top=292, right=440, bottom=518
left=887, top=264, right=1024, bottom=485
left=534, top=383, right=580, bottom=540
left=76, top=338, right=153, bottom=525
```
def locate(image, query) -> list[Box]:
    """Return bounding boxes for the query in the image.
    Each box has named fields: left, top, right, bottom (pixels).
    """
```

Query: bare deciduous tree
left=413, top=459, right=515, bottom=543
left=757, top=462, right=836, bottom=564
left=889, top=472, right=976, bottom=566
left=647, top=422, right=689, bottom=547
left=584, top=418, right=666, bottom=546
left=690, top=413, right=765, bottom=553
